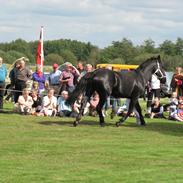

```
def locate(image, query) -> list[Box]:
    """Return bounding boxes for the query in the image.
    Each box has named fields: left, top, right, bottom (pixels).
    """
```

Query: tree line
left=0, top=38, right=183, bottom=71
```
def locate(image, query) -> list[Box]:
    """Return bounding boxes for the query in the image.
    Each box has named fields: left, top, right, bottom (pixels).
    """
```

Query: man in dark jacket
left=12, top=57, right=32, bottom=103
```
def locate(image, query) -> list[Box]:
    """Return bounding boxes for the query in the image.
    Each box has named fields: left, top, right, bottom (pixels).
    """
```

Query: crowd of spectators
left=2, top=57, right=99, bottom=118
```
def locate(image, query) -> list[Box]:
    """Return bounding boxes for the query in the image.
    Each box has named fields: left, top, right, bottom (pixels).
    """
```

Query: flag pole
left=40, top=26, right=44, bottom=72
left=36, top=26, right=44, bottom=73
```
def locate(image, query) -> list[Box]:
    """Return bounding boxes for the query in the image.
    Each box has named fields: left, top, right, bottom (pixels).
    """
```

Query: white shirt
left=57, top=97, right=72, bottom=112
left=42, top=96, right=57, bottom=110
left=151, top=74, right=160, bottom=89
left=18, top=95, right=33, bottom=108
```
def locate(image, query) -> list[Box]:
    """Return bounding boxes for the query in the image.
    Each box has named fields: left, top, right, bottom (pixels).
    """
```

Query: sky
left=0, top=0, right=183, bottom=48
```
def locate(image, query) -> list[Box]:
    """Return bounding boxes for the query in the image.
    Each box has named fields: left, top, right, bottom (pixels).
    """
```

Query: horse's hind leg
left=96, top=92, right=107, bottom=127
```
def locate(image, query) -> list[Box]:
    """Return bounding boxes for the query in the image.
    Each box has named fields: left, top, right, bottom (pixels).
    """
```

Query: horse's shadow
left=124, top=120, right=183, bottom=137
left=39, top=118, right=183, bottom=136
left=38, top=119, right=114, bottom=127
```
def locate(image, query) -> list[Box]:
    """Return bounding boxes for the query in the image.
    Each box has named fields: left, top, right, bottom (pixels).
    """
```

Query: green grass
left=1, top=102, right=183, bottom=183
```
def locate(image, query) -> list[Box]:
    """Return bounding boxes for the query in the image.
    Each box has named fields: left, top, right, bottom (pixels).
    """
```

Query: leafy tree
left=87, top=48, right=100, bottom=65
left=160, top=40, right=176, bottom=55
left=161, top=54, right=183, bottom=71
left=7, top=50, right=26, bottom=59
left=133, top=53, right=157, bottom=65
left=109, top=58, right=125, bottom=64
left=45, top=54, right=64, bottom=66
left=141, top=39, right=156, bottom=53
left=60, top=50, right=77, bottom=65
left=175, top=37, right=183, bottom=56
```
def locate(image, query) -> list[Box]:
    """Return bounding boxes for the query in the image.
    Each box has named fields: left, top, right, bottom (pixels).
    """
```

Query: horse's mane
left=136, top=55, right=161, bottom=72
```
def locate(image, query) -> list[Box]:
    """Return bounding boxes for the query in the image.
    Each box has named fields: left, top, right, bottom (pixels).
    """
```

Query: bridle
left=154, top=61, right=166, bottom=79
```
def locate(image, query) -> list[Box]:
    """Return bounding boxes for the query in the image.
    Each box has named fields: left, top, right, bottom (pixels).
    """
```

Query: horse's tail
left=67, top=73, right=91, bottom=105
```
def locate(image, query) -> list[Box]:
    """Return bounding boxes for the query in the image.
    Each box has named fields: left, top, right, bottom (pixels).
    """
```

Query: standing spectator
left=85, top=64, right=93, bottom=73
left=146, top=74, right=161, bottom=115
left=170, top=67, right=183, bottom=97
left=41, top=88, right=57, bottom=116
left=32, top=66, right=46, bottom=95
left=12, top=58, right=32, bottom=103
left=60, top=63, right=75, bottom=93
left=70, top=63, right=80, bottom=85
left=78, top=64, right=93, bottom=80
left=14, top=88, right=33, bottom=115
left=77, top=62, right=84, bottom=74
left=48, top=63, right=62, bottom=95
left=0, top=57, right=7, bottom=110
left=5, top=61, right=21, bottom=102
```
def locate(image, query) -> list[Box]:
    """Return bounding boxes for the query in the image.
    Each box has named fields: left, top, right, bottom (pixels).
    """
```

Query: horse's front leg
left=116, top=99, right=136, bottom=127
left=73, top=96, right=88, bottom=127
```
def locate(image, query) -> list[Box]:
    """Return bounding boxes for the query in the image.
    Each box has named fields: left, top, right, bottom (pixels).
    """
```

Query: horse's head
left=152, top=55, right=166, bottom=83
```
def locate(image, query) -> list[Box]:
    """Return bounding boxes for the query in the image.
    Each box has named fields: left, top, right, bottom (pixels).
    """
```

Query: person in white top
left=14, top=88, right=33, bottom=114
left=41, top=88, right=57, bottom=116
left=146, top=74, right=161, bottom=114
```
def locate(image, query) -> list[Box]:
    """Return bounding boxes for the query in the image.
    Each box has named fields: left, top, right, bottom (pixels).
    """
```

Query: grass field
left=1, top=102, right=183, bottom=183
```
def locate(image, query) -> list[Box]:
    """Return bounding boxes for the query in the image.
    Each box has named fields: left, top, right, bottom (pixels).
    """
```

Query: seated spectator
left=57, top=90, right=75, bottom=117
left=73, top=94, right=90, bottom=115
left=32, top=81, right=39, bottom=91
left=169, top=96, right=183, bottom=121
left=150, top=97, right=164, bottom=119
left=164, top=92, right=178, bottom=113
left=30, top=89, right=42, bottom=115
left=117, top=99, right=135, bottom=117
left=41, top=88, right=57, bottom=116
left=89, top=92, right=99, bottom=116
left=14, top=88, right=33, bottom=115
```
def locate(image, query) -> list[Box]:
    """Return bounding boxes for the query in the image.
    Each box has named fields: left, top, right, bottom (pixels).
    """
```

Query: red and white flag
left=36, top=26, right=44, bottom=72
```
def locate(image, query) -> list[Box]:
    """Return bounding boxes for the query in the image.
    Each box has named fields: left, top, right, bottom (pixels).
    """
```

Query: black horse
left=67, top=56, right=166, bottom=127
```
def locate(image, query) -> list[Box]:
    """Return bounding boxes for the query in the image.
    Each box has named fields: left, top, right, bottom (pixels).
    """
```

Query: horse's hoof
left=100, top=122, right=105, bottom=127
left=73, top=121, right=79, bottom=127
left=141, top=122, right=146, bottom=126
left=116, top=122, right=120, bottom=127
